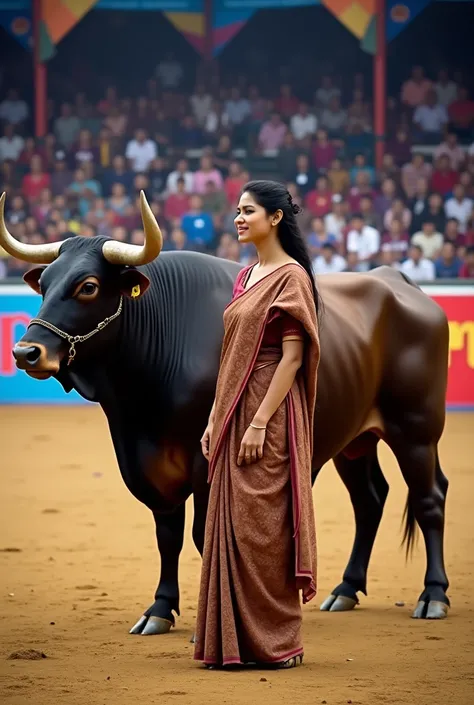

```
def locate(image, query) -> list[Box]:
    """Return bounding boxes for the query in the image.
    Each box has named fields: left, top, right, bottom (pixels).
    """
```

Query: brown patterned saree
left=194, top=263, right=320, bottom=667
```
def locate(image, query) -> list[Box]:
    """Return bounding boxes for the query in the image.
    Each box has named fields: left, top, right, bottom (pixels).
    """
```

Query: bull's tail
left=401, top=493, right=419, bottom=559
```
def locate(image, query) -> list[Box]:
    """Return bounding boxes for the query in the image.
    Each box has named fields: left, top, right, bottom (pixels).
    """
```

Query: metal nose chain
left=27, top=296, right=123, bottom=366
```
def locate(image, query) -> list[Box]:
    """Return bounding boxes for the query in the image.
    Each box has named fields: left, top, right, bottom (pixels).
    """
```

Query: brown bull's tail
left=401, top=494, right=419, bottom=558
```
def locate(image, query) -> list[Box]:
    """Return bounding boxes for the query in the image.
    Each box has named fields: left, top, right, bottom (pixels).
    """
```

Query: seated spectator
left=413, top=91, right=448, bottom=143
left=164, top=177, right=191, bottom=222
left=108, top=182, right=131, bottom=215
left=193, top=156, right=224, bottom=194
left=374, top=177, right=396, bottom=217
left=346, top=213, right=380, bottom=271
left=31, top=188, right=53, bottom=226
left=445, top=184, right=473, bottom=233
left=444, top=218, right=465, bottom=249
left=386, top=128, right=412, bottom=167
left=103, top=106, right=128, bottom=138
left=312, top=242, right=347, bottom=274
left=458, top=170, right=474, bottom=200
left=290, top=103, right=317, bottom=143
left=148, top=157, right=169, bottom=197
left=190, top=83, right=213, bottom=126
left=277, top=132, right=301, bottom=181
left=214, top=135, right=233, bottom=176
left=346, top=89, right=371, bottom=134
left=434, top=241, right=463, bottom=278
left=459, top=246, right=474, bottom=278
left=379, top=250, right=401, bottom=270
left=54, top=102, right=81, bottom=149
left=125, top=128, right=157, bottom=172
left=401, top=153, right=433, bottom=199
left=408, top=176, right=430, bottom=226
left=248, top=85, right=268, bottom=124
left=324, top=195, right=347, bottom=242
left=320, top=96, right=347, bottom=138
left=258, top=113, right=287, bottom=152
left=204, top=100, right=230, bottom=138
left=381, top=219, right=410, bottom=261
left=344, top=251, right=360, bottom=272
left=311, top=129, right=336, bottom=172
left=70, top=129, right=99, bottom=169
left=169, top=227, right=189, bottom=252
left=202, top=180, right=228, bottom=218
left=275, top=84, right=299, bottom=119
left=434, top=69, right=458, bottom=107
left=224, top=161, right=247, bottom=208
left=49, top=158, right=73, bottom=197
left=401, top=66, right=433, bottom=108
left=315, top=75, right=341, bottom=109
left=448, top=87, right=474, bottom=140
left=384, top=197, right=412, bottom=231
left=181, top=195, right=214, bottom=250
left=378, top=153, right=400, bottom=185
left=216, top=232, right=238, bottom=259
left=347, top=171, right=376, bottom=212
left=166, top=159, right=194, bottom=194
left=327, top=158, right=350, bottom=195
left=68, top=167, right=101, bottom=217
left=225, top=87, right=251, bottom=126
left=399, top=245, right=436, bottom=282
left=0, top=123, right=24, bottom=162
left=411, top=219, right=444, bottom=259
left=431, top=155, right=459, bottom=196
left=360, top=195, right=383, bottom=231
left=22, top=155, right=51, bottom=203
left=306, top=216, right=334, bottom=259
left=291, top=154, right=316, bottom=198
left=434, top=132, right=466, bottom=171
left=350, top=153, right=376, bottom=186
left=305, top=176, right=333, bottom=218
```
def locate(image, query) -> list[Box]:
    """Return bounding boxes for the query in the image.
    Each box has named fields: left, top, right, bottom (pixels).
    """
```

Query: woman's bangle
left=250, top=422, right=267, bottom=430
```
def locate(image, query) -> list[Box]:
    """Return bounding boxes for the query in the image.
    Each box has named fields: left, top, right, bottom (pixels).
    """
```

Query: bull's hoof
left=320, top=581, right=360, bottom=612
left=412, top=587, right=450, bottom=620
left=129, top=600, right=176, bottom=635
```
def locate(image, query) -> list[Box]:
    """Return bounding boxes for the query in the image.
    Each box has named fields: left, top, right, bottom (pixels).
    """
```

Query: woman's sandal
left=273, top=653, right=304, bottom=669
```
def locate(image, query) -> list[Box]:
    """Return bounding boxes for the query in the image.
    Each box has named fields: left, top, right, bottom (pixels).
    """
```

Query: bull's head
left=0, top=190, right=163, bottom=380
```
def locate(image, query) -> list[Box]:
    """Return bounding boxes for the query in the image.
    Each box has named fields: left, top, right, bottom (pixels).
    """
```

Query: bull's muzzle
left=12, top=342, right=60, bottom=377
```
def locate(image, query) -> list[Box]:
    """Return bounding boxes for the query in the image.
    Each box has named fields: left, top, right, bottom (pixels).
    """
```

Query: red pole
left=374, top=0, right=386, bottom=170
left=33, top=0, right=47, bottom=138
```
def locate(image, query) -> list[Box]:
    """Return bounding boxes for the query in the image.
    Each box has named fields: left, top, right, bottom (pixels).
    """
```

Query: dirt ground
left=0, top=407, right=473, bottom=705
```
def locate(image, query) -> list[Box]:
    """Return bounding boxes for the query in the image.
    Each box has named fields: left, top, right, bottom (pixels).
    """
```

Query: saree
left=194, top=262, right=320, bottom=667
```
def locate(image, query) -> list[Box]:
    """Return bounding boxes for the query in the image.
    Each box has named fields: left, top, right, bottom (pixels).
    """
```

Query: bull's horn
left=102, top=190, right=163, bottom=266
left=0, top=192, right=62, bottom=263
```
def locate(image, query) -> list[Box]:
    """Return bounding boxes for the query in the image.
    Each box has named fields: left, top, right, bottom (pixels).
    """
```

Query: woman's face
left=234, top=191, right=279, bottom=245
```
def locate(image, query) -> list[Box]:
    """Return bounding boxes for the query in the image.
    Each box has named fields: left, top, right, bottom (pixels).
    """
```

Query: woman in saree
left=194, top=180, right=321, bottom=670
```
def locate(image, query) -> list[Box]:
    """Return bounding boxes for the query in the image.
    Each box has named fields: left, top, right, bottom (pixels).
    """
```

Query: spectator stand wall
left=1, top=281, right=473, bottom=408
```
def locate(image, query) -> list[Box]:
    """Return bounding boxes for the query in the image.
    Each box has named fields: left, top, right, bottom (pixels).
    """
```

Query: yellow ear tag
left=131, top=284, right=141, bottom=298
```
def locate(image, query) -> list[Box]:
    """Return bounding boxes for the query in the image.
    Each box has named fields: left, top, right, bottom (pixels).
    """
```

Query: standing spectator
left=401, top=66, right=433, bottom=108
left=413, top=91, right=448, bottom=144
left=401, top=153, right=433, bottom=199
left=399, top=245, right=436, bottom=282
left=0, top=89, right=29, bottom=128
left=312, top=242, right=346, bottom=274
left=290, top=103, right=318, bottom=143
left=125, top=129, right=157, bottom=173
left=346, top=213, right=380, bottom=270
left=445, top=184, right=473, bottom=233
left=258, top=113, right=287, bottom=152
left=54, top=103, right=81, bottom=148
left=181, top=195, right=214, bottom=250
left=166, top=158, right=195, bottom=194
left=21, top=155, right=51, bottom=203
left=411, top=220, right=444, bottom=259
left=434, top=242, right=462, bottom=278
left=0, top=124, right=24, bottom=161
left=434, top=132, right=466, bottom=171
left=434, top=69, right=458, bottom=107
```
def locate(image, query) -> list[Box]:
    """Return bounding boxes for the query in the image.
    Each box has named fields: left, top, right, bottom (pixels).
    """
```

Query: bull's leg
left=394, top=443, right=450, bottom=619
left=320, top=450, right=389, bottom=613
left=130, top=503, right=185, bottom=635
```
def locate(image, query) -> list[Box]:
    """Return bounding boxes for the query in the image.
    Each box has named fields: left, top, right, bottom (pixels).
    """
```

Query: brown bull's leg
left=393, top=444, right=450, bottom=619
left=130, top=504, right=185, bottom=635
left=320, top=451, right=389, bottom=613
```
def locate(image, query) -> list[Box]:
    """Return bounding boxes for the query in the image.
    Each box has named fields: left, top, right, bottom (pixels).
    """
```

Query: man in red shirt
left=459, top=246, right=474, bottom=278
left=164, top=177, right=191, bottom=223
left=311, top=129, right=336, bottom=172
left=304, top=176, right=333, bottom=217
left=431, top=155, right=459, bottom=196
left=448, top=87, right=474, bottom=139
left=21, top=154, right=51, bottom=203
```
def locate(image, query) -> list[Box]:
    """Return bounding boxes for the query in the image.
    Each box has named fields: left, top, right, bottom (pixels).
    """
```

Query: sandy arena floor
left=0, top=407, right=473, bottom=705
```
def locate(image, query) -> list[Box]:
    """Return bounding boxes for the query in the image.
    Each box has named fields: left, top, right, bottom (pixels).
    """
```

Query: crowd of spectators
left=1, top=61, right=474, bottom=281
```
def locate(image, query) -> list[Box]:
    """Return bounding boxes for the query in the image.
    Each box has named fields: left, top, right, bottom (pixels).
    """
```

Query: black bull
left=4, top=204, right=450, bottom=634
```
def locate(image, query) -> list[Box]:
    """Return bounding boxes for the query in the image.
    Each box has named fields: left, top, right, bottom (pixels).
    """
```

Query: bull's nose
left=12, top=344, right=43, bottom=368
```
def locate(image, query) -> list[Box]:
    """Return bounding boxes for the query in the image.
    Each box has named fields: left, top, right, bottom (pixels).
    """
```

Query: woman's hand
left=237, top=426, right=266, bottom=466
left=200, top=420, right=214, bottom=460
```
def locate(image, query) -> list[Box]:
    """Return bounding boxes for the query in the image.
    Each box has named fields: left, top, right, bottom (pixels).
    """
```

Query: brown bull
left=0, top=191, right=450, bottom=632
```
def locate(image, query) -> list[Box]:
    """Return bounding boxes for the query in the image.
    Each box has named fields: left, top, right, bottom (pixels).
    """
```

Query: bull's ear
left=119, top=268, right=151, bottom=299
left=23, top=266, right=46, bottom=294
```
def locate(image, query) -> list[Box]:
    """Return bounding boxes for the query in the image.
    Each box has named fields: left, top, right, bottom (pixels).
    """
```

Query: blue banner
left=0, top=288, right=88, bottom=404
